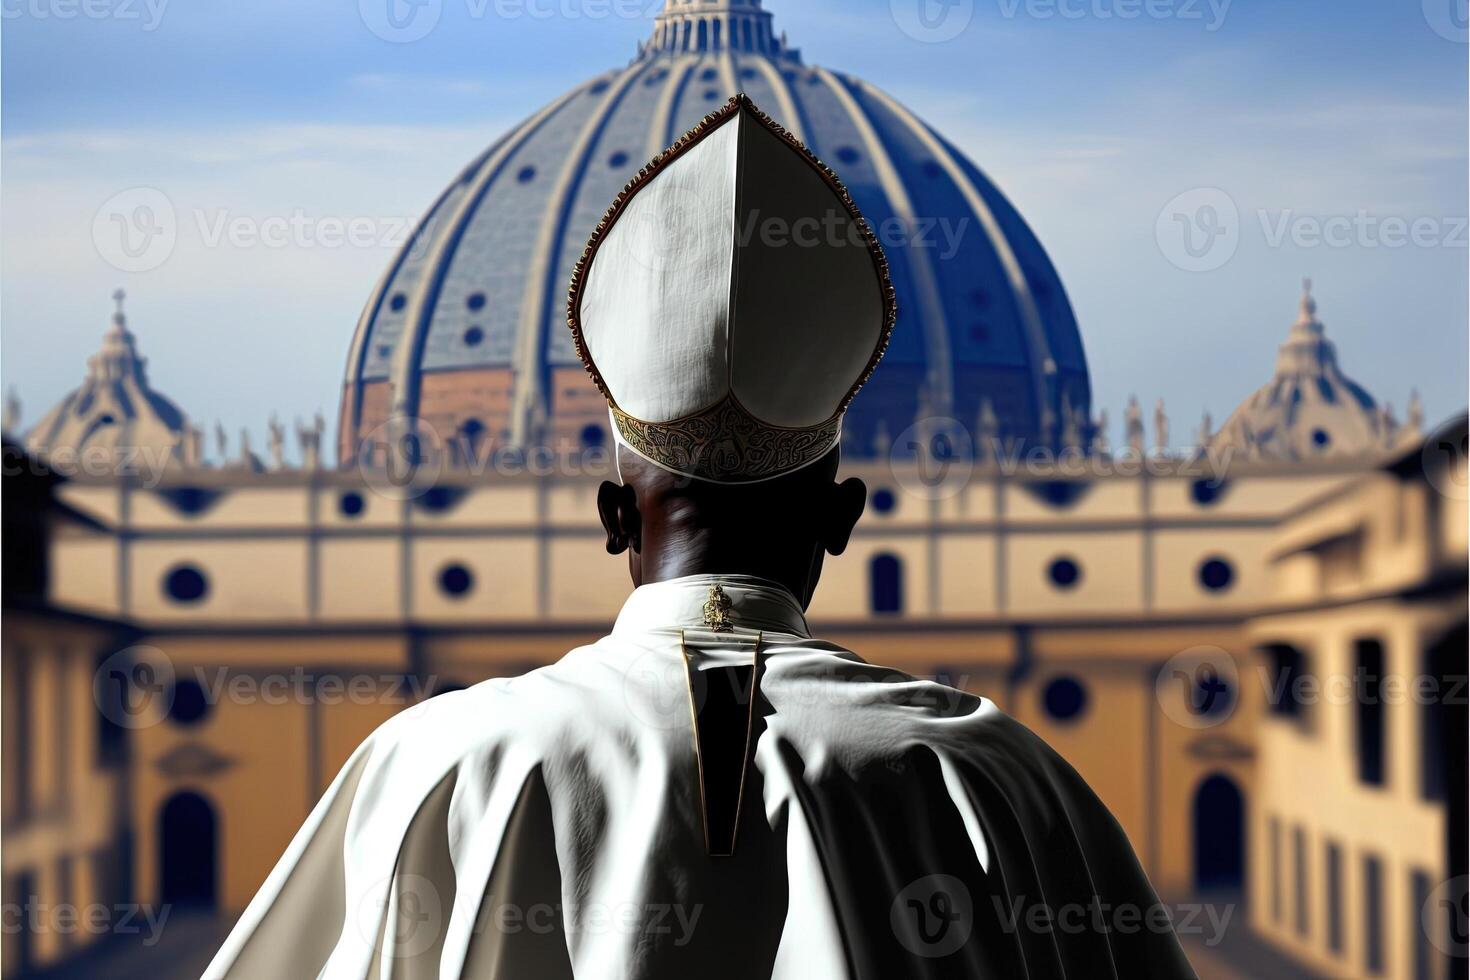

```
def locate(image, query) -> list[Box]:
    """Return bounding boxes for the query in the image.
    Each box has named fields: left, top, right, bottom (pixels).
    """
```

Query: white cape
left=207, top=575, right=1194, bottom=979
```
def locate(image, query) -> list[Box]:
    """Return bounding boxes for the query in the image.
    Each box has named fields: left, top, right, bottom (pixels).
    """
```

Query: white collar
left=612, top=574, right=811, bottom=638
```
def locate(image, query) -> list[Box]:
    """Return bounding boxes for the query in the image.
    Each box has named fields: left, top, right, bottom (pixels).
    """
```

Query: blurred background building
left=3, top=2, right=1466, bottom=978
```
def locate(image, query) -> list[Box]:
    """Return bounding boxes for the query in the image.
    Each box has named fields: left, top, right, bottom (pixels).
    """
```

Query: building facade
left=3, top=3, right=1464, bottom=976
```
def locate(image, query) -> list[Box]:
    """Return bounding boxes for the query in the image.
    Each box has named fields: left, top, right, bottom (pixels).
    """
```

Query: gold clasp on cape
left=702, top=584, right=734, bottom=632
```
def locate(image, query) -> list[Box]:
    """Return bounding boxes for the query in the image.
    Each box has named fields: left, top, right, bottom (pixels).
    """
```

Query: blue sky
left=3, top=0, right=1466, bottom=455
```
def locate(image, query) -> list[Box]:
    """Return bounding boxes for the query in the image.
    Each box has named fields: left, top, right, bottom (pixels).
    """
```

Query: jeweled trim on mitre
left=612, top=396, right=842, bottom=484
left=566, top=93, right=898, bottom=416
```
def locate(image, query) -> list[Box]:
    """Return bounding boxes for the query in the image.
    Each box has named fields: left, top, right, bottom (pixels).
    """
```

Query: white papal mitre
left=568, top=94, right=896, bottom=483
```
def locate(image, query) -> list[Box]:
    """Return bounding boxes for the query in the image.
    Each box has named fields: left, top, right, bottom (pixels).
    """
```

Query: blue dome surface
left=340, top=0, right=1089, bottom=463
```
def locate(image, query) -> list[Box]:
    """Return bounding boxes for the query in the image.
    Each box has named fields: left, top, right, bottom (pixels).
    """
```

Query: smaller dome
left=26, top=290, right=189, bottom=468
left=1209, top=281, right=1402, bottom=461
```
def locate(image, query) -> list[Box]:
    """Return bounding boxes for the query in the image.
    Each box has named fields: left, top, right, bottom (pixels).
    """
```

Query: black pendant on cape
left=681, top=632, right=761, bottom=858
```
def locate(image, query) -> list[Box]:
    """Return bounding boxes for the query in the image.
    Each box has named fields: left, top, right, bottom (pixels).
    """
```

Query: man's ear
left=596, top=481, right=641, bottom=555
left=820, top=477, right=866, bottom=556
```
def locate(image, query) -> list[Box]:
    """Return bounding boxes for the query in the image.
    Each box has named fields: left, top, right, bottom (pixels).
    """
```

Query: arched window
left=160, top=791, right=217, bottom=908
left=869, top=554, right=903, bottom=614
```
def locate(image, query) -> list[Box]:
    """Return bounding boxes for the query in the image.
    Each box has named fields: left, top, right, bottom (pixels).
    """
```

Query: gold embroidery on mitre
left=612, top=396, right=842, bottom=483
left=702, top=585, right=735, bottom=632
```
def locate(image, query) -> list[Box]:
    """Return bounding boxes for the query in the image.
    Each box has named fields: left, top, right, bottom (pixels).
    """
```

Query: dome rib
left=857, top=79, right=1056, bottom=428
left=738, top=51, right=808, bottom=144
left=385, top=88, right=584, bottom=444
left=506, top=60, right=659, bottom=447
left=340, top=143, right=505, bottom=447
left=814, top=66, right=954, bottom=417
left=646, top=59, right=696, bottom=158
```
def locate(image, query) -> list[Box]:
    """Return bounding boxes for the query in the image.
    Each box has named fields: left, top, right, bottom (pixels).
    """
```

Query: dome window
left=870, top=488, right=897, bottom=515
left=376, top=345, right=392, bottom=359
left=580, top=424, right=606, bottom=448
left=466, top=292, right=486, bottom=312
left=438, top=562, right=475, bottom=598
left=1047, top=557, right=1081, bottom=589
left=969, top=323, right=990, bottom=345
left=389, top=292, right=408, bottom=312
left=339, top=491, right=366, bottom=518
left=98, top=413, right=117, bottom=425
left=740, top=68, right=758, bottom=80
left=703, top=88, right=719, bottom=100
left=968, top=288, right=990, bottom=309
left=922, top=160, right=944, bottom=179
left=516, top=166, right=537, bottom=184
left=164, top=564, right=209, bottom=604
left=700, top=67, right=718, bottom=81
left=589, top=79, right=611, bottom=95
left=1316, top=378, right=1337, bottom=403
left=463, top=326, right=485, bottom=347
left=1312, top=428, right=1332, bottom=449
left=608, top=151, right=630, bottom=169
left=1042, top=676, right=1089, bottom=722
left=835, top=146, right=861, bottom=165
left=1199, top=556, right=1235, bottom=592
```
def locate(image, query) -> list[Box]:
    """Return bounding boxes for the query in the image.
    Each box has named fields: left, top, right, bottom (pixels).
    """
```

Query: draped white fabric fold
left=206, top=575, right=1194, bottom=980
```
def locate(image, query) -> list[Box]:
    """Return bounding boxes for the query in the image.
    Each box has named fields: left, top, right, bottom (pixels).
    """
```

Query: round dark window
left=168, top=679, right=211, bottom=726
left=389, top=292, right=407, bottom=312
left=516, top=166, right=536, bottom=184
left=1047, top=557, right=1081, bottom=589
left=1191, top=478, right=1229, bottom=506
left=1199, top=557, right=1235, bottom=592
left=922, top=160, right=944, bottom=179
left=339, top=491, right=366, bottom=518
left=466, top=292, right=486, bottom=312
left=1312, top=428, right=1331, bottom=449
left=608, top=151, right=629, bottom=169
left=439, top=563, right=474, bottom=598
left=580, top=424, right=606, bottom=448
left=871, top=488, right=897, bottom=514
left=164, top=565, right=208, bottom=603
left=835, top=146, right=861, bottom=165
left=700, top=67, right=718, bottom=80
left=703, top=88, right=719, bottom=100
left=1043, top=676, right=1088, bottom=722
left=417, top=485, right=465, bottom=513
left=463, top=326, right=485, bottom=347
left=98, top=413, right=117, bottom=425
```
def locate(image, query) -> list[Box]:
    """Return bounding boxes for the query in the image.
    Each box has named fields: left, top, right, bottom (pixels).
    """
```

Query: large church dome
left=339, top=0, right=1089, bottom=466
